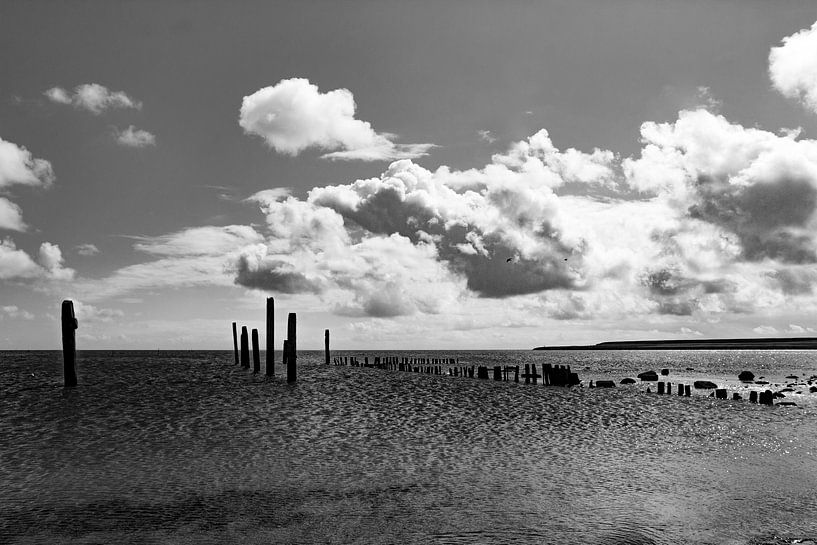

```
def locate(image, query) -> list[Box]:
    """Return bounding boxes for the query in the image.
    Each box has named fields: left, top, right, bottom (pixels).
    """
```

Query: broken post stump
left=240, top=326, right=250, bottom=369
left=61, top=300, right=78, bottom=387
left=287, top=312, right=296, bottom=383
left=252, top=328, right=260, bottom=374
left=232, top=321, right=239, bottom=365
left=266, top=297, right=274, bottom=376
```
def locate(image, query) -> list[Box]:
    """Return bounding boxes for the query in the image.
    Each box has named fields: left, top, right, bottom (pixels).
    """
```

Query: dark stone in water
left=738, top=371, right=755, bottom=381
left=638, top=371, right=659, bottom=381
left=660, top=368, right=669, bottom=376
left=786, top=375, right=799, bottom=379
left=733, top=393, right=742, bottom=400
left=773, top=392, right=786, bottom=399
left=810, top=386, right=817, bottom=393
left=620, top=378, right=636, bottom=384
left=779, top=388, right=794, bottom=393
left=777, top=401, right=797, bottom=406
left=685, top=367, right=694, bottom=371
left=754, top=380, right=769, bottom=385
left=694, top=380, right=718, bottom=389
left=595, top=380, right=615, bottom=388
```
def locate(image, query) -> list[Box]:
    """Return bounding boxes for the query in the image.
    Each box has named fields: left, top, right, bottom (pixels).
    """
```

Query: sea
left=1, top=349, right=816, bottom=545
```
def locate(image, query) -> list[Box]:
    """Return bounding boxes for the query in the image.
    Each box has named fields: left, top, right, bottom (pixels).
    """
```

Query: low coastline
left=533, top=336, right=817, bottom=350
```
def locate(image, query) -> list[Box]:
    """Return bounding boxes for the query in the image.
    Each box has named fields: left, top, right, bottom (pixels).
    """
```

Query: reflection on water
left=1, top=350, right=816, bottom=544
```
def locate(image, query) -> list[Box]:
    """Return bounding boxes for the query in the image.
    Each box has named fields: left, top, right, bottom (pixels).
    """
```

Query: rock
left=620, top=378, right=636, bottom=384
left=779, top=388, right=794, bottom=393
left=738, top=370, right=755, bottom=381
left=773, top=392, right=786, bottom=399
left=732, top=393, right=742, bottom=400
left=660, top=368, right=669, bottom=376
left=595, top=380, right=615, bottom=388
left=694, top=380, right=718, bottom=389
left=777, top=401, right=797, bottom=406
left=754, top=380, right=769, bottom=385
left=685, top=367, right=694, bottom=371
left=638, top=370, right=659, bottom=381
left=786, top=374, right=799, bottom=379
left=810, top=386, right=817, bottom=393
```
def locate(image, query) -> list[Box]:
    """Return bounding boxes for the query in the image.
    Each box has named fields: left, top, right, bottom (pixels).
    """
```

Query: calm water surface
left=1, top=350, right=816, bottom=544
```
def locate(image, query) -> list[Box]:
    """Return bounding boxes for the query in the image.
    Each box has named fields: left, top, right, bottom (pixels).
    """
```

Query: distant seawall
left=533, top=337, right=817, bottom=350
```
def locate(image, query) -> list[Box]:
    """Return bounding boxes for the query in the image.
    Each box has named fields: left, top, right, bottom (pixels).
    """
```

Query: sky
left=3, top=0, right=817, bottom=349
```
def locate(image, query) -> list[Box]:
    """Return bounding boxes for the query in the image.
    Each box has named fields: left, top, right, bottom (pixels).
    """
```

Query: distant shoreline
left=533, top=337, right=817, bottom=350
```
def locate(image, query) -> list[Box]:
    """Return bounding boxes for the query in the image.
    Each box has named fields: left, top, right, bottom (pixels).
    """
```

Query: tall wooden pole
left=232, top=322, right=239, bottom=365
left=287, top=312, right=296, bottom=383
left=324, top=329, right=330, bottom=365
left=266, top=297, right=274, bottom=376
left=61, top=300, right=78, bottom=387
left=251, top=328, right=260, bottom=374
left=240, top=326, right=250, bottom=368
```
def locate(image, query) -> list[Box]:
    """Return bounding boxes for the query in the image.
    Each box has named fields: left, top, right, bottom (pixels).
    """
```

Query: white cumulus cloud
left=44, top=83, right=142, bottom=114
left=769, top=21, right=817, bottom=114
left=115, top=125, right=156, bottom=148
left=239, top=78, right=434, bottom=161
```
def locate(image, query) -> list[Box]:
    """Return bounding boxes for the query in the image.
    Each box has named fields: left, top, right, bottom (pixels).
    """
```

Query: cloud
left=753, top=325, right=779, bottom=335
left=0, top=136, right=55, bottom=232
left=75, top=243, right=100, bottom=256
left=239, top=78, right=434, bottom=161
left=0, top=198, right=26, bottom=231
left=0, top=136, right=54, bottom=191
left=0, top=305, right=34, bottom=320
left=71, top=225, right=265, bottom=300
left=115, top=125, right=156, bottom=148
left=0, top=238, right=74, bottom=281
left=624, top=109, right=817, bottom=263
left=44, top=83, right=142, bottom=114
left=478, top=130, right=497, bottom=144
left=71, top=300, right=124, bottom=323
left=769, top=21, right=817, bottom=114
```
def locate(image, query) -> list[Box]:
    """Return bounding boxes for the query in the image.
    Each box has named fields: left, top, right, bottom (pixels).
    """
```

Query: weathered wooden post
left=524, top=364, right=531, bottom=384
left=678, top=383, right=684, bottom=396
left=61, top=300, right=78, bottom=387
left=684, top=385, right=691, bottom=397
left=715, top=388, right=727, bottom=400
left=282, top=339, right=289, bottom=370
left=657, top=382, right=665, bottom=394
left=240, top=326, right=250, bottom=368
left=749, top=391, right=758, bottom=403
left=252, top=329, right=260, bottom=374
left=287, top=312, right=296, bottom=383
left=325, top=329, right=330, bottom=365
left=232, top=321, right=239, bottom=365
left=266, top=297, right=274, bottom=376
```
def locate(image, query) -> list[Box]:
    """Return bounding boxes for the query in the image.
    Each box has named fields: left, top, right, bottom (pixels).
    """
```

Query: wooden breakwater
left=231, top=297, right=302, bottom=383
left=331, top=355, right=580, bottom=387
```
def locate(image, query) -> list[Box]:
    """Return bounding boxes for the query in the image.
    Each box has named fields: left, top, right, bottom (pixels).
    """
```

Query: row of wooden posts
left=231, top=297, right=316, bottom=383
left=641, top=380, right=776, bottom=405
left=332, top=355, right=580, bottom=386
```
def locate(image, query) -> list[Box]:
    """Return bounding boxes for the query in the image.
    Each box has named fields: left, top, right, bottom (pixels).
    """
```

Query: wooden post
left=325, top=329, right=330, bottom=365
left=282, top=339, right=289, bottom=370
left=684, top=385, right=691, bottom=397
left=524, top=364, right=531, bottom=384
left=61, top=300, right=78, bottom=387
left=232, top=321, right=239, bottom=365
left=657, top=381, right=665, bottom=394
left=678, top=383, right=684, bottom=396
left=240, top=326, right=250, bottom=368
left=287, top=312, right=296, bottom=383
left=749, top=391, right=758, bottom=403
left=514, top=366, right=519, bottom=383
left=252, top=328, right=260, bottom=374
left=266, top=297, right=274, bottom=376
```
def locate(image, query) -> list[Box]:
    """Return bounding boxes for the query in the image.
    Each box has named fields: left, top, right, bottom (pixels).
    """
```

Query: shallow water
left=1, top=350, right=816, bottom=544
